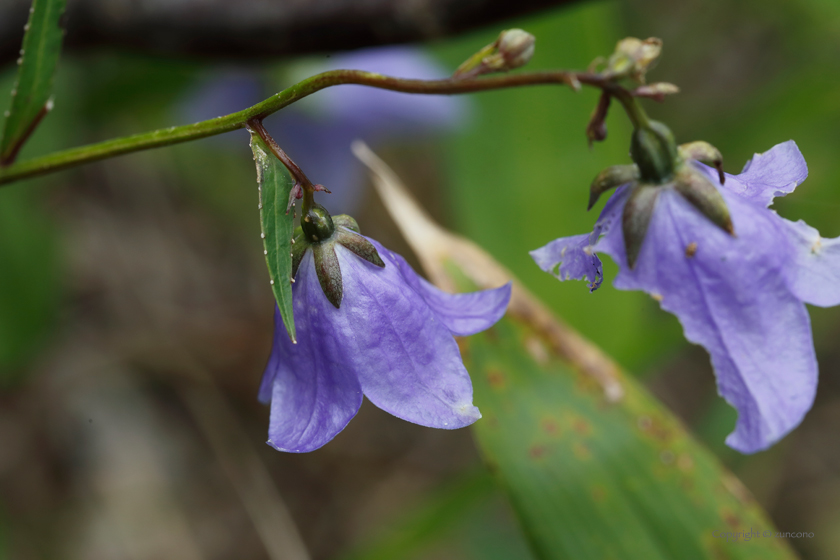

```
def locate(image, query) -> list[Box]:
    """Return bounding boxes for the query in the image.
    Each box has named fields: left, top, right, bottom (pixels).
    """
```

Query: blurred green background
left=1, top=0, right=840, bottom=558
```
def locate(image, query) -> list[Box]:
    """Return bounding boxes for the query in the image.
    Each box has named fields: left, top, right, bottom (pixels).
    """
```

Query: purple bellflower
left=531, top=140, right=840, bottom=453
left=259, top=213, right=511, bottom=452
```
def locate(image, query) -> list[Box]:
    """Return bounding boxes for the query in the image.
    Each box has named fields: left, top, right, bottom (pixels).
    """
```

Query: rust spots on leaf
left=677, top=453, right=694, bottom=472
left=486, top=368, right=506, bottom=390
left=721, top=508, right=742, bottom=530
left=529, top=445, right=547, bottom=460
left=541, top=417, right=561, bottom=437
left=637, top=414, right=675, bottom=443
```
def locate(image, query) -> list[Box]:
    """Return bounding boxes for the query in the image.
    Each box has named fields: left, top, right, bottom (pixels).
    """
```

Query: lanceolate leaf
left=0, top=0, right=67, bottom=165
left=250, top=132, right=296, bottom=342
left=465, top=315, right=796, bottom=560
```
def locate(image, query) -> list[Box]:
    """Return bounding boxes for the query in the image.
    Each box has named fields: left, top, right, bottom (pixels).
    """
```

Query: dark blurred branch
left=0, top=0, right=577, bottom=64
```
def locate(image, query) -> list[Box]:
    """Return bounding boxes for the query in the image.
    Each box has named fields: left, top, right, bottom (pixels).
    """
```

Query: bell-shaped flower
left=531, top=140, right=840, bottom=453
left=259, top=214, right=511, bottom=452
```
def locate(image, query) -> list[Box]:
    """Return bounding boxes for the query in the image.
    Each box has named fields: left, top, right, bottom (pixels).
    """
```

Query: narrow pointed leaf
left=622, top=185, right=660, bottom=269
left=250, top=132, right=297, bottom=342
left=675, top=169, right=734, bottom=236
left=0, top=0, right=67, bottom=165
left=313, top=243, right=343, bottom=308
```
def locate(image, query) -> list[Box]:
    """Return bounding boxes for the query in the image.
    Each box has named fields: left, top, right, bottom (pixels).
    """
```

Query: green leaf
left=0, top=0, right=67, bottom=165
left=465, top=316, right=797, bottom=560
left=249, top=132, right=296, bottom=342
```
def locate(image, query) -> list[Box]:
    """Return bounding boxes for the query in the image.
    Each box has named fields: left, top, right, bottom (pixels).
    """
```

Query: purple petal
left=597, top=188, right=817, bottom=453
left=262, top=252, right=363, bottom=453
left=780, top=218, right=840, bottom=307
left=708, top=141, right=808, bottom=207
left=335, top=243, right=481, bottom=429
left=530, top=186, right=631, bottom=292
left=530, top=233, right=602, bottom=291
left=386, top=251, right=511, bottom=336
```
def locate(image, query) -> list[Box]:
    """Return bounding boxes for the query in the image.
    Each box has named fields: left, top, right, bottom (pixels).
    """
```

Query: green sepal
left=313, top=242, right=343, bottom=308
left=622, top=185, right=661, bottom=269
left=333, top=214, right=360, bottom=233
left=678, top=141, right=725, bottom=185
left=630, top=121, right=677, bottom=184
left=336, top=228, right=385, bottom=268
left=588, top=164, right=639, bottom=210
left=675, top=168, right=735, bottom=236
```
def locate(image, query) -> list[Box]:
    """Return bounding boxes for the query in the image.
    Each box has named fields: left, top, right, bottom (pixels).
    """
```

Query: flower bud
left=301, top=203, right=335, bottom=243
left=607, top=37, right=662, bottom=83
left=453, top=28, right=535, bottom=78
left=496, top=29, right=536, bottom=70
left=630, top=121, right=677, bottom=184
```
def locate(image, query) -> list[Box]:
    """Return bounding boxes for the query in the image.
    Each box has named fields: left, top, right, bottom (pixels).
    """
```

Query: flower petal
left=262, top=252, right=363, bottom=453
left=530, top=233, right=603, bottom=291
left=334, top=243, right=482, bottom=429
left=708, top=140, right=808, bottom=207
left=530, top=185, right=631, bottom=291
left=597, top=188, right=817, bottom=453
left=780, top=218, right=840, bottom=307
left=387, top=250, right=511, bottom=336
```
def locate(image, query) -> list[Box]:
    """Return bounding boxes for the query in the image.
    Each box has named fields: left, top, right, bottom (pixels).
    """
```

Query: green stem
left=607, top=85, right=651, bottom=130
left=247, top=118, right=313, bottom=190
left=0, top=69, right=610, bottom=187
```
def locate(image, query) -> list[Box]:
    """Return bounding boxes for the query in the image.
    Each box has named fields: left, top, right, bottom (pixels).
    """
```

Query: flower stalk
left=0, top=67, right=653, bottom=187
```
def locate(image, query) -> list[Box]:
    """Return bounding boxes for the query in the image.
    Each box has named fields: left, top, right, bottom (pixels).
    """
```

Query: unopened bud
left=301, top=203, right=336, bottom=243
left=607, top=37, right=662, bottom=83
left=496, top=29, right=536, bottom=70
left=630, top=121, right=678, bottom=184
left=453, top=28, right=535, bottom=78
